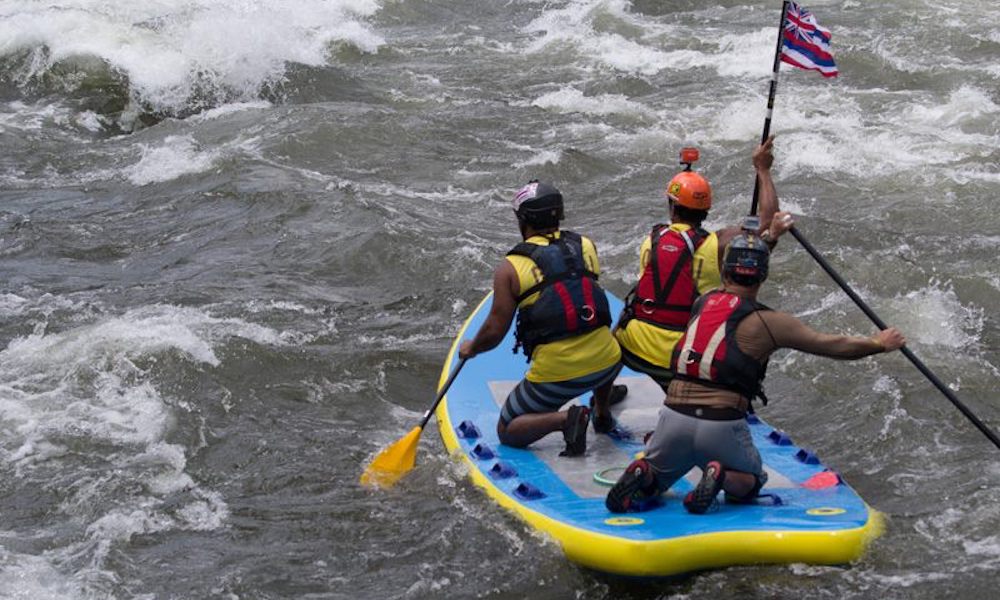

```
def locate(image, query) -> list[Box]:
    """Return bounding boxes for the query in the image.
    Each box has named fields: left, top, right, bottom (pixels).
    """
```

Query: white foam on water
left=861, top=571, right=954, bottom=587
left=404, top=575, right=454, bottom=598
left=913, top=502, right=1000, bottom=572
left=886, top=280, right=983, bottom=351
left=792, top=286, right=855, bottom=320
left=0, top=292, right=32, bottom=315
left=0, top=0, right=386, bottom=113
left=73, top=110, right=105, bottom=132
left=127, top=134, right=220, bottom=185
left=905, top=85, right=997, bottom=129
left=0, top=101, right=67, bottom=131
left=244, top=298, right=324, bottom=316
left=0, top=298, right=282, bottom=437
left=523, top=0, right=674, bottom=76
left=0, top=548, right=83, bottom=600
left=0, top=302, right=288, bottom=465
left=0, top=301, right=285, bottom=597
left=765, top=84, right=998, bottom=182
left=454, top=240, right=497, bottom=272
left=508, top=2, right=998, bottom=187
left=522, top=1, right=777, bottom=78
left=531, top=87, right=653, bottom=119
left=521, top=3, right=686, bottom=76
left=356, top=331, right=443, bottom=350
left=964, top=536, right=1000, bottom=558
left=189, top=100, right=273, bottom=122
left=512, top=149, right=563, bottom=168
left=872, top=374, right=909, bottom=440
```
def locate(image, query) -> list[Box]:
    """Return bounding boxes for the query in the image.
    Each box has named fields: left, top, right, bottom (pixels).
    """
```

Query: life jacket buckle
left=579, top=304, right=595, bottom=322
left=640, top=298, right=655, bottom=315
left=684, top=350, right=703, bottom=364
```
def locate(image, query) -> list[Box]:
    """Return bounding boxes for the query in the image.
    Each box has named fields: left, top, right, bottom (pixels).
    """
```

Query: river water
left=0, top=1, right=997, bottom=598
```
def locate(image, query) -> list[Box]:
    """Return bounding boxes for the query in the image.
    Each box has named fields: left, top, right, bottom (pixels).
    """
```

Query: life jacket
left=507, top=231, right=612, bottom=360
left=670, top=290, right=770, bottom=401
left=623, top=224, right=709, bottom=331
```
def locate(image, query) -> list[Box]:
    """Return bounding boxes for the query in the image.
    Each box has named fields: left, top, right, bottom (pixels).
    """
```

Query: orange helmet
left=665, top=171, right=712, bottom=210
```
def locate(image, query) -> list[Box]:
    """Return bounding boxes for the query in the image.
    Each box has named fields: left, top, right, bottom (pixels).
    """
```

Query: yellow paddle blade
left=359, top=426, right=423, bottom=489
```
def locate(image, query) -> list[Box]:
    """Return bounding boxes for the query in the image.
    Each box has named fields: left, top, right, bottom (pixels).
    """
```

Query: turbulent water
left=0, top=0, right=998, bottom=598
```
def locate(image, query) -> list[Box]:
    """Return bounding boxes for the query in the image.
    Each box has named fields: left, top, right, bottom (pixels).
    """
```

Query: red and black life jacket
left=624, top=224, right=709, bottom=331
left=507, top=231, right=612, bottom=360
left=670, top=290, right=770, bottom=400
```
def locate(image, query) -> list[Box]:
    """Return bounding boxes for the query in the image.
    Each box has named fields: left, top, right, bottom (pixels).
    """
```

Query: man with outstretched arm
left=459, top=181, right=622, bottom=457
left=616, top=136, right=783, bottom=394
left=606, top=216, right=906, bottom=513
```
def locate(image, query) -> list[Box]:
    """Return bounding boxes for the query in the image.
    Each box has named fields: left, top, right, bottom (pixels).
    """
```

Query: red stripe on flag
left=780, top=53, right=839, bottom=78
left=782, top=30, right=834, bottom=62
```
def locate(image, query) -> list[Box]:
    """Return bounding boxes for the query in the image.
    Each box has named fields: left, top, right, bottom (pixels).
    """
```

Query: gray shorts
left=643, top=406, right=766, bottom=492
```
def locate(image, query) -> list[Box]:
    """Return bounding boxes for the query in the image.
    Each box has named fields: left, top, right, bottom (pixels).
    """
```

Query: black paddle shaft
left=419, top=357, right=468, bottom=429
left=789, top=226, right=1000, bottom=451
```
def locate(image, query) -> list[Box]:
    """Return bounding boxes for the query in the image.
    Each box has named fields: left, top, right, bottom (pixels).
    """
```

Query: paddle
left=360, top=357, right=469, bottom=488
left=785, top=225, right=1000, bottom=451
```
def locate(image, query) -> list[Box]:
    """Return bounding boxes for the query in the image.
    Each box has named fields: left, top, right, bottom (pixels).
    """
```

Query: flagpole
left=751, top=0, right=791, bottom=216
left=755, top=4, right=1000, bottom=452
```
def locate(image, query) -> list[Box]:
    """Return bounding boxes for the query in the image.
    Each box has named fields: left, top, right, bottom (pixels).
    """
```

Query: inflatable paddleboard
left=436, top=292, right=883, bottom=577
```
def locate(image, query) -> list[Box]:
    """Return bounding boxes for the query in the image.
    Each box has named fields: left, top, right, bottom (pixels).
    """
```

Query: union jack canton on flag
left=780, top=2, right=838, bottom=78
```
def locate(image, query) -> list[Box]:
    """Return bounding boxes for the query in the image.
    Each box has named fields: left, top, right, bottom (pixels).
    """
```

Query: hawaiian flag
left=780, top=2, right=838, bottom=78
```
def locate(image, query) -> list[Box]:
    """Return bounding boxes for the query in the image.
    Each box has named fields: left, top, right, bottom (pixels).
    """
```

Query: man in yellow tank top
left=616, top=136, right=783, bottom=391
left=459, top=181, right=622, bottom=457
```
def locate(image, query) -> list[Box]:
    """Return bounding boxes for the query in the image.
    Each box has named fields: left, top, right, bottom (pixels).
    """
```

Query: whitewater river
left=0, top=1, right=997, bottom=598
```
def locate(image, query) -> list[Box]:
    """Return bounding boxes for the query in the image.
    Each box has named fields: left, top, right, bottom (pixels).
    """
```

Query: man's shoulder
left=714, top=224, right=742, bottom=243
left=756, top=308, right=799, bottom=327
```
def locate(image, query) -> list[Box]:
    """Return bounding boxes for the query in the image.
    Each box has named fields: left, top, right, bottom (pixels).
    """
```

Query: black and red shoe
left=605, top=458, right=657, bottom=513
left=683, top=461, right=726, bottom=514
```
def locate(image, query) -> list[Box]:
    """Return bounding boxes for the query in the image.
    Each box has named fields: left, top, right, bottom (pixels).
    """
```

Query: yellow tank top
left=506, top=232, right=621, bottom=382
left=615, top=223, right=720, bottom=368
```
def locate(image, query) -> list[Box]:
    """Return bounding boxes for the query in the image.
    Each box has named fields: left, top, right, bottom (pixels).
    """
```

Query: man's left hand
left=770, top=211, right=794, bottom=239
left=753, top=134, right=775, bottom=171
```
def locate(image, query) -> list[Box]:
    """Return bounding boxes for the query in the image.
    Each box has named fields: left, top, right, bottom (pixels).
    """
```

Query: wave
left=0, top=0, right=385, bottom=130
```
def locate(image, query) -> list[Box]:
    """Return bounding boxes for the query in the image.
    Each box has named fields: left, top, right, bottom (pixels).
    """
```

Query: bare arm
left=716, top=135, right=781, bottom=267
left=754, top=135, right=779, bottom=232
left=765, top=311, right=906, bottom=359
left=459, top=260, right=519, bottom=359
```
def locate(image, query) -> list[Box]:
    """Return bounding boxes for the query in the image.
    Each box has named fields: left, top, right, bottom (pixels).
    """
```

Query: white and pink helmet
left=512, top=180, right=563, bottom=226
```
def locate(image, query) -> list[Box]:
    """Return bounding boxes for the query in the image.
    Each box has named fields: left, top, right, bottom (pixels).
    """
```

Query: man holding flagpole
left=613, top=0, right=838, bottom=407
left=612, top=138, right=788, bottom=398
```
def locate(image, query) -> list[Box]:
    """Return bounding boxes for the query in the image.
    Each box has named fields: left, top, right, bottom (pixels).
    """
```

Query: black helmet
left=512, top=180, right=563, bottom=228
left=723, top=230, right=769, bottom=286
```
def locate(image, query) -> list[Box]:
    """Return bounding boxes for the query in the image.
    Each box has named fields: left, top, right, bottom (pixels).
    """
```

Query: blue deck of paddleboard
left=441, top=293, right=872, bottom=542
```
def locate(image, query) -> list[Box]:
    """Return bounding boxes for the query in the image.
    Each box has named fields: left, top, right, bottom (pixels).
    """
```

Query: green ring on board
left=594, top=466, right=627, bottom=486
